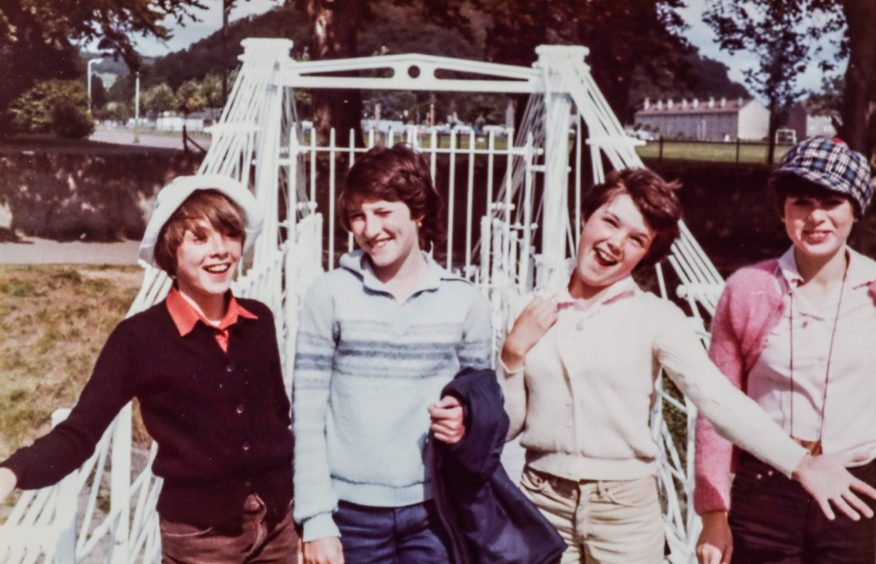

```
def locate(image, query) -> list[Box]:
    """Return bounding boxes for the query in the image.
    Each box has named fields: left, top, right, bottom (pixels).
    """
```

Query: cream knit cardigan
left=499, top=278, right=807, bottom=483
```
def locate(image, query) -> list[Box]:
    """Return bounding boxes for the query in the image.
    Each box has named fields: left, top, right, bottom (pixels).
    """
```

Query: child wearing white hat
left=0, top=175, right=297, bottom=562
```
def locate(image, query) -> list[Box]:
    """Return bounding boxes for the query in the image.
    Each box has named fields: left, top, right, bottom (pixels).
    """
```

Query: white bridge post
left=534, top=46, right=589, bottom=286
left=110, top=403, right=132, bottom=563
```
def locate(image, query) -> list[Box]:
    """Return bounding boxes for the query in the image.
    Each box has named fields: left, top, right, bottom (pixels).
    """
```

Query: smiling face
left=348, top=197, right=423, bottom=277
left=782, top=192, right=855, bottom=261
left=571, top=192, right=655, bottom=298
left=174, top=219, right=242, bottom=308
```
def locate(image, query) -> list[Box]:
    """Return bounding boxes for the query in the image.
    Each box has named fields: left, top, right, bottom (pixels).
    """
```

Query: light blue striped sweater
left=292, top=251, right=492, bottom=541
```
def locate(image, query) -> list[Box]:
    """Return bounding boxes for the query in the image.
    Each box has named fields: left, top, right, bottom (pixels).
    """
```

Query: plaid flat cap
left=771, top=137, right=873, bottom=213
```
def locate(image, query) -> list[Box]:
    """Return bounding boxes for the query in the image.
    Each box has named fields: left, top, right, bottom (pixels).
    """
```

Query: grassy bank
left=0, top=265, right=143, bottom=459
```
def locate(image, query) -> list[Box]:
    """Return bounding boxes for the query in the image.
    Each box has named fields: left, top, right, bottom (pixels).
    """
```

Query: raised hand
left=429, top=395, right=465, bottom=444
left=696, top=511, right=732, bottom=564
left=793, top=446, right=876, bottom=521
left=501, top=297, right=559, bottom=371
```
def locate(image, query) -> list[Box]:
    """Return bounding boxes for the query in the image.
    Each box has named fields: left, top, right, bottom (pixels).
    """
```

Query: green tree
left=142, top=83, right=178, bottom=114
left=177, top=79, right=208, bottom=116
left=0, top=0, right=205, bottom=132
left=8, top=80, right=94, bottom=138
left=480, top=0, right=691, bottom=123
left=294, top=0, right=474, bottom=144
left=834, top=0, right=876, bottom=155
left=705, top=0, right=829, bottom=162
left=201, top=73, right=224, bottom=108
left=89, top=75, right=109, bottom=111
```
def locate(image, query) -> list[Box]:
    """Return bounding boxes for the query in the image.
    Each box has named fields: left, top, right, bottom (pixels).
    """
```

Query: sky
left=134, top=0, right=845, bottom=99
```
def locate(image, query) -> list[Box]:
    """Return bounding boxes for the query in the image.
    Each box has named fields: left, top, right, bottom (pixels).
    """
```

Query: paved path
left=90, top=129, right=211, bottom=152
left=0, top=238, right=141, bottom=265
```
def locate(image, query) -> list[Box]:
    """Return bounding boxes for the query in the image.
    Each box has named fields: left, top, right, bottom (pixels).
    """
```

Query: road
left=89, top=128, right=212, bottom=152
left=0, top=238, right=141, bottom=265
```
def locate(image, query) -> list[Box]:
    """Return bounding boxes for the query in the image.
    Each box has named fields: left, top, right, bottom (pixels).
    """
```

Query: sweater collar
left=339, top=249, right=463, bottom=296
left=166, top=286, right=257, bottom=336
left=777, top=245, right=876, bottom=290
left=556, top=273, right=639, bottom=309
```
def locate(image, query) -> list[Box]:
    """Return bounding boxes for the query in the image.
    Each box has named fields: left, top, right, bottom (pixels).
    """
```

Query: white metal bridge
left=0, top=39, right=725, bottom=563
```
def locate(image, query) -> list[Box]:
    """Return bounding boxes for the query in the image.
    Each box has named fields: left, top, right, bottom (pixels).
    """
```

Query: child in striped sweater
left=292, top=144, right=492, bottom=564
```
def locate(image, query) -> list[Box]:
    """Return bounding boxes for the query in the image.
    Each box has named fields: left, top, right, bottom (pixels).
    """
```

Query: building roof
left=635, top=98, right=753, bottom=117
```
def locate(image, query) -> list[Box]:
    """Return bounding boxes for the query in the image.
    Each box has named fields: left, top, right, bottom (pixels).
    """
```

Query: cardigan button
left=242, top=442, right=251, bottom=452
left=226, top=364, right=235, bottom=373
left=236, top=404, right=245, bottom=415
left=244, top=479, right=252, bottom=489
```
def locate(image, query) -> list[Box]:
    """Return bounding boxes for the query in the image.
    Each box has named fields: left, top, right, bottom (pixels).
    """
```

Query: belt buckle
left=793, top=438, right=823, bottom=456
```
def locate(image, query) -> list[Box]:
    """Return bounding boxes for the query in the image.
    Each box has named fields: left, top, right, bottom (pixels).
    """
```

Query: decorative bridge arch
left=1, top=39, right=723, bottom=563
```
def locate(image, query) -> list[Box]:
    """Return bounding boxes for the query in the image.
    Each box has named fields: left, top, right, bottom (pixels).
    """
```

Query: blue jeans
left=335, top=500, right=452, bottom=563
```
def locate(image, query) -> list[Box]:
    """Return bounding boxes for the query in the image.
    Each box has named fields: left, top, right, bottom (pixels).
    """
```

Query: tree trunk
left=767, top=97, right=779, bottom=164
left=840, top=0, right=876, bottom=156
left=305, top=0, right=364, bottom=146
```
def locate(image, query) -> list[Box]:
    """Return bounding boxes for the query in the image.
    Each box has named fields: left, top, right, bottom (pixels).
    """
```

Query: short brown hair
left=338, top=144, right=445, bottom=249
left=582, top=168, right=682, bottom=268
left=154, top=189, right=245, bottom=275
left=770, top=173, right=860, bottom=219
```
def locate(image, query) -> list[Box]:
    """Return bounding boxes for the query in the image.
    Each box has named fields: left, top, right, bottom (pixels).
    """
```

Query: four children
left=1, top=139, right=875, bottom=563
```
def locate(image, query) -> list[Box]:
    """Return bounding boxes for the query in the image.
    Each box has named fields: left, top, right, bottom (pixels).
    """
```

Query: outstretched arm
left=655, top=300, right=876, bottom=522
left=0, top=322, right=137, bottom=491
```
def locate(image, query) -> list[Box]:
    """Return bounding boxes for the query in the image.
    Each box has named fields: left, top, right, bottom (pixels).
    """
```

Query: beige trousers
left=519, top=466, right=664, bottom=564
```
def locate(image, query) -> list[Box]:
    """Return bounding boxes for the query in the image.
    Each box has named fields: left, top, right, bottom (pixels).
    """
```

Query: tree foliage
left=8, top=80, right=95, bottom=139
left=0, top=0, right=205, bottom=132
left=176, top=79, right=208, bottom=116
left=704, top=0, right=833, bottom=160
left=142, top=84, right=178, bottom=114
left=480, top=0, right=693, bottom=123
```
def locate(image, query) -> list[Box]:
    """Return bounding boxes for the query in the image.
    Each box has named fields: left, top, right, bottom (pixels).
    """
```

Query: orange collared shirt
left=165, top=287, right=258, bottom=352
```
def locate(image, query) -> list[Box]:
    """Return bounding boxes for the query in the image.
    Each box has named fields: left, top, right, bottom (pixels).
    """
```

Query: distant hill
left=141, top=2, right=747, bottom=122
left=630, top=51, right=749, bottom=111
left=79, top=51, right=156, bottom=76
left=148, top=2, right=482, bottom=90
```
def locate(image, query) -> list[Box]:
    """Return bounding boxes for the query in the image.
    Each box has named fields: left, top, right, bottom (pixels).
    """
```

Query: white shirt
left=749, top=247, right=876, bottom=455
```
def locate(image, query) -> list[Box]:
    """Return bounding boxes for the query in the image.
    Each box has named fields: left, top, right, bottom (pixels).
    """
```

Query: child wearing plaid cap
left=696, top=137, right=876, bottom=563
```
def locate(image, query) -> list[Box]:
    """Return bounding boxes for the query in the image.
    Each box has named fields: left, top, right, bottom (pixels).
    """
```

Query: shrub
left=8, top=80, right=95, bottom=139
left=51, top=100, right=96, bottom=139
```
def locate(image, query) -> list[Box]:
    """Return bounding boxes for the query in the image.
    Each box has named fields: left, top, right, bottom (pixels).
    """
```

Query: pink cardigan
left=693, top=259, right=876, bottom=513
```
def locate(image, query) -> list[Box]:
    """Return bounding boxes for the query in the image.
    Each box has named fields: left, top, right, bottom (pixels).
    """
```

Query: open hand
left=695, top=511, right=732, bottom=564
left=501, top=297, right=559, bottom=371
left=302, top=537, right=344, bottom=564
left=793, top=446, right=876, bottom=521
left=429, top=395, right=464, bottom=444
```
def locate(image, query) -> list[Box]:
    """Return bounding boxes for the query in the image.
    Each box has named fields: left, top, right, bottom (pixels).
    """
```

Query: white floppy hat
left=138, top=174, right=264, bottom=269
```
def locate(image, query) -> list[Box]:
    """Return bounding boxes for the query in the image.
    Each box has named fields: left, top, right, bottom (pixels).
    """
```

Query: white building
left=786, top=102, right=837, bottom=141
left=633, top=97, right=770, bottom=141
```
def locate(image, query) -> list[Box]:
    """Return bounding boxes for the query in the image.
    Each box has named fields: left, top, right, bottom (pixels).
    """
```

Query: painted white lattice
left=1, top=39, right=724, bottom=563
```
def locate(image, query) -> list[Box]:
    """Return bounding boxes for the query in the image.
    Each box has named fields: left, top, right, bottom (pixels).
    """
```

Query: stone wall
left=0, top=149, right=201, bottom=241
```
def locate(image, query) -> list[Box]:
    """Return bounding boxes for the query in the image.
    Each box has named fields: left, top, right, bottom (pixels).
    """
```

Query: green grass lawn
left=0, top=265, right=144, bottom=460
left=636, top=140, right=793, bottom=163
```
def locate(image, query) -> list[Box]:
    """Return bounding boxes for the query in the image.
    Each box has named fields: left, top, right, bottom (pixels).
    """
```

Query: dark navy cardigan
left=434, top=368, right=566, bottom=564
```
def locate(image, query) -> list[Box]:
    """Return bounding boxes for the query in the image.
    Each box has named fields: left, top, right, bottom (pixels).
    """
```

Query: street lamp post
left=87, top=58, right=103, bottom=113
left=133, top=71, right=141, bottom=144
